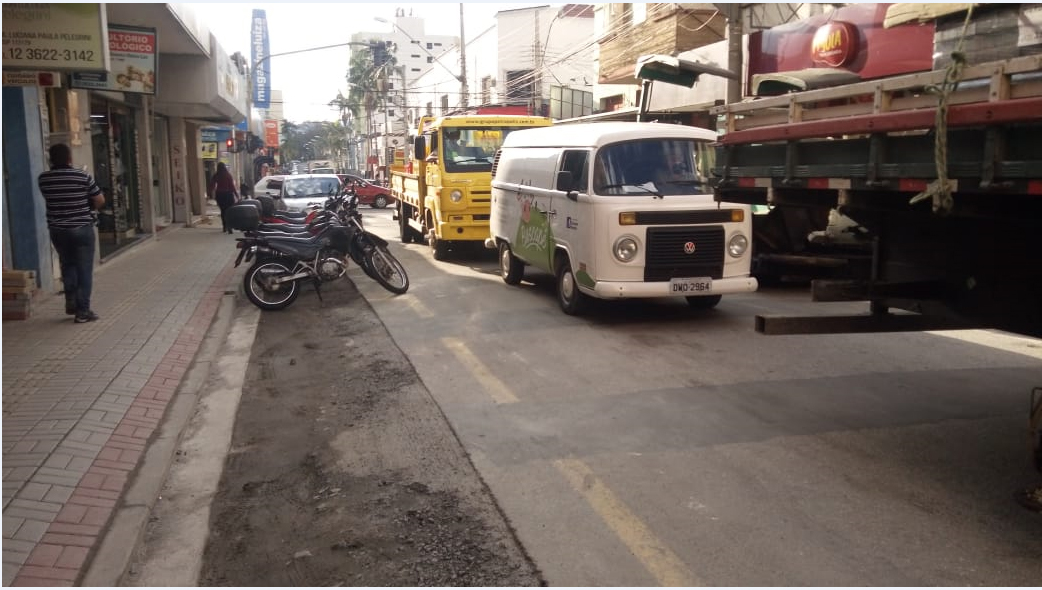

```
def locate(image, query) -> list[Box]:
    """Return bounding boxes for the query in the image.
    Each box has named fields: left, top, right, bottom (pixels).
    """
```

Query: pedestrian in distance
left=37, top=143, right=105, bottom=323
left=208, top=162, right=240, bottom=233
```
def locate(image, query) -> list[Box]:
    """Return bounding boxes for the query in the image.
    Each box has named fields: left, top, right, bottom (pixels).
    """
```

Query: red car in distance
left=337, top=174, right=395, bottom=209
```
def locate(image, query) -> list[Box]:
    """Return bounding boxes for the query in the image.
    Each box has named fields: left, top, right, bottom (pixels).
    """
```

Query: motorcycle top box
left=227, top=201, right=261, bottom=231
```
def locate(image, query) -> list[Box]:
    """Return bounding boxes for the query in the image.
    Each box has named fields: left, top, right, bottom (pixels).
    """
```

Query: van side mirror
left=556, top=170, right=579, bottom=201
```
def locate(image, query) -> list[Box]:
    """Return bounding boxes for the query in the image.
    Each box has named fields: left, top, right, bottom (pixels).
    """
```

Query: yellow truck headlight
left=450, top=189, right=463, bottom=203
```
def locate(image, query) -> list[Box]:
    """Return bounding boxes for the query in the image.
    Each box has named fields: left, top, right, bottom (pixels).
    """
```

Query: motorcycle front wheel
left=244, top=260, right=300, bottom=310
left=363, top=245, right=409, bottom=294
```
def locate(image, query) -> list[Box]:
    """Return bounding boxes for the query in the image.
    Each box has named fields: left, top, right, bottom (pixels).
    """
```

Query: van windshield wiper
left=662, top=179, right=705, bottom=190
left=598, top=183, right=664, bottom=198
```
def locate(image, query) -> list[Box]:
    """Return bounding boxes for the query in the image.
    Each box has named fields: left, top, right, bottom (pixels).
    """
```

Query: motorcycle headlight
left=728, top=233, right=749, bottom=258
left=613, top=236, right=639, bottom=263
left=450, top=189, right=463, bottom=203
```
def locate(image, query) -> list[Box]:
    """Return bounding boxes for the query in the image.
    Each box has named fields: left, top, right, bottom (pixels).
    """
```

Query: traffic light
left=225, top=138, right=234, bottom=151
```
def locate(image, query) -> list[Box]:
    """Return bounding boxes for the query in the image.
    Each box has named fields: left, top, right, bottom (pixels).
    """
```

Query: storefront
left=88, top=94, right=146, bottom=258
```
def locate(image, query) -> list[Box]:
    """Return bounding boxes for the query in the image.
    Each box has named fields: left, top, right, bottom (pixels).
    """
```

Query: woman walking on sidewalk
left=207, top=162, right=239, bottom=233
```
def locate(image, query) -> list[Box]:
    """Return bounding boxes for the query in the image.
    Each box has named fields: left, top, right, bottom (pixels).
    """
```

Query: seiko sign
left=811, top=21, right=858, bottom=67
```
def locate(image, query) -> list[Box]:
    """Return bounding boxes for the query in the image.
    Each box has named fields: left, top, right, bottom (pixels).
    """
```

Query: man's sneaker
left=74, top=310, right=99, bottom=323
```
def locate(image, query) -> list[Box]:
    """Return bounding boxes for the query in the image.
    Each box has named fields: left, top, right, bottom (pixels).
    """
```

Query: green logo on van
left=514, top=197, right=553, bottom=268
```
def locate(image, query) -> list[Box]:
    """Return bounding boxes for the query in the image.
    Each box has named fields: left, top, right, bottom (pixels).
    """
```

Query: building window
left=412, top=54, right=421, bottom=59
left=481, top=76, right=493, bottom=105
left=426, top=102, right=433, bottom=116
left=388, top=109, right=395, bottom=117
left=505, top=69, right=534, bottom=101
left=427, top=56, right=433, bottom=63
left=550, top=85, right=594, bottom=119
left=411, top=68, right=421, bottom=73
left=608, top=3, right=633, bottom=30
left=427, top=42, right=433, bottom=49
left=440, top=94, right=449, bottom=114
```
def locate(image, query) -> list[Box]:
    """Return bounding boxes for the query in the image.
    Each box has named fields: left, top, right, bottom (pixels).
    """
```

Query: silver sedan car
left=277, top=174, right=342, bottom=212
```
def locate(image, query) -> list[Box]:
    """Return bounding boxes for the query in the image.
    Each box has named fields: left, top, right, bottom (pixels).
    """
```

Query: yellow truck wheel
left=428, top=229, right=449, bottom=261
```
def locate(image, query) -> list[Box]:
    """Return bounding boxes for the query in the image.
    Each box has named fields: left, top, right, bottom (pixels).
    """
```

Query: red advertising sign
left=811, top=21, right=858, bottom=67
left=264, top=119, right=279, bottom=148
left=70, top=24, right=156, bottom=94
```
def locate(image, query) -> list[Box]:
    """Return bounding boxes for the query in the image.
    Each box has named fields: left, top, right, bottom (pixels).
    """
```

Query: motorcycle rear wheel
left=364, top=245, right=409, bottom=294
left=244, top=260, right=300, bottom=310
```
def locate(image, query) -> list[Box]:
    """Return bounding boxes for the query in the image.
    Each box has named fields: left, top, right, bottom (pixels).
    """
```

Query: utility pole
left=722, top=3, right=744, bottom=105
left=458, top=3, right=468, bottom=109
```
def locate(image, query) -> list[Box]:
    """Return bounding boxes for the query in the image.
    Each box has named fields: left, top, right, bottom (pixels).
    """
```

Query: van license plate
left=669, top=277, right=713, bottom=294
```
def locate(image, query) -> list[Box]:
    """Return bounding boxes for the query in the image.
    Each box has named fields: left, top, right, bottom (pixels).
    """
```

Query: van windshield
left=593, top=139, right=710, bottom=196
left=442, top=126, right=530, bottom=173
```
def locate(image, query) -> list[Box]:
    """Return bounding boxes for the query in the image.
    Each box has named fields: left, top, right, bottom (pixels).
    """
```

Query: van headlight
left=728, top=233, right=749, bottom=258
left=449, top=189, right=463, bottom=203
left=613, top=236, right=639, bottom=262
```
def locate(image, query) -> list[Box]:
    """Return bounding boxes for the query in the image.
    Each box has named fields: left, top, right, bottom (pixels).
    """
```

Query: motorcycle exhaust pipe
left=273, top=271, right=311, bottom=284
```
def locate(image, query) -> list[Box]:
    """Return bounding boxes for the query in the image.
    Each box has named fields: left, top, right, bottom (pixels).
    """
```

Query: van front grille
left=645, top=226, right=724, bottom=282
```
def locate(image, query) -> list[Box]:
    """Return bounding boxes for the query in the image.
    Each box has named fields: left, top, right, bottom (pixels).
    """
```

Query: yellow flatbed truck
left=391, top=114, right=551, bottom=260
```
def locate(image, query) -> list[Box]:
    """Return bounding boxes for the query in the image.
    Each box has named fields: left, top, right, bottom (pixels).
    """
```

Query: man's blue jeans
left=49, top=223, right=96, bottom=313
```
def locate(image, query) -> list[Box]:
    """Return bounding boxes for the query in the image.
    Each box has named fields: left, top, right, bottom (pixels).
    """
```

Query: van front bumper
left=587, top=276, right=759, bottom=299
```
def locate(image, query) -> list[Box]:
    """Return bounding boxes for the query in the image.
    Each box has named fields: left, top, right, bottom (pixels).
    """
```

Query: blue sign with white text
left=251, top=9, right=270, bottom=109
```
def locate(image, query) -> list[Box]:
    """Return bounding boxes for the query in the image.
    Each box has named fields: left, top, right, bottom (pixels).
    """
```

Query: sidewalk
left=2, top=214, right=242, bottom=586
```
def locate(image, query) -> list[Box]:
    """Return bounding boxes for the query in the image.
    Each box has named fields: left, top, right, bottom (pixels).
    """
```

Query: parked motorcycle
left=227, top=191, right=408, bottom=311
left=331, top=191, right=409, bottom=295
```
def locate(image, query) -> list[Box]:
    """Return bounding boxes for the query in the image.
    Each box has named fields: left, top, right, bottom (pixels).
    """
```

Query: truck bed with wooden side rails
left=709, top=6, right=1042, bottom=338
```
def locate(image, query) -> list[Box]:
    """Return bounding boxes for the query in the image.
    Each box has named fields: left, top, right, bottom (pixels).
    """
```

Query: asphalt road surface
left=128, top=207, right=1042, bottom=586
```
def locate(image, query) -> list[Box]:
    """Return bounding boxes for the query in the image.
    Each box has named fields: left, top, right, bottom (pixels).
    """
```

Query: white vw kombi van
left=487, top=122, right=758, bottom=314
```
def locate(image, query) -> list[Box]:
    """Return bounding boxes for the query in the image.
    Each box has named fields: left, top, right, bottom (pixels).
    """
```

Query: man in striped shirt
left=38, top=143, right=106, bottom=323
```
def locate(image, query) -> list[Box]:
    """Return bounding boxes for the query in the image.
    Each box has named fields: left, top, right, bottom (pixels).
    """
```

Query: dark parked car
left=338, top=174, right=395, bottom=209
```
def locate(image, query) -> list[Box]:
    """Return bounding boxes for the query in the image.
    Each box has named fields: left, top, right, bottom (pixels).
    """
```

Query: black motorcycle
left=332, top=192, right=409, bottom=295
left=228, top=193, right=408, bottom=311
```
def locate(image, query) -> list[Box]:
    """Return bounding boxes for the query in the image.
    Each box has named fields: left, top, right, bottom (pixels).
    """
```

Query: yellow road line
left=554, top=458, right=700, bottom=587
left=403, top=294, right=434, bottom=318
left=441, top=337, right=519, bottom=404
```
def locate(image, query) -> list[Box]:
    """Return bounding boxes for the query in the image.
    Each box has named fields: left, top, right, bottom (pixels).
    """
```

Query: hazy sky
left=202, top=2, right=542, bottom=122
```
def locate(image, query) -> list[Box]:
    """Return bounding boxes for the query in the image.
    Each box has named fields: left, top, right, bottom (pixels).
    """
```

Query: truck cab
left=391, top=114, right=552, bottom=260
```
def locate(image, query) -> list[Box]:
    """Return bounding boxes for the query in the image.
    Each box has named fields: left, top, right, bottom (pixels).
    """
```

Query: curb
left=18, top=261, right=241, bottom=587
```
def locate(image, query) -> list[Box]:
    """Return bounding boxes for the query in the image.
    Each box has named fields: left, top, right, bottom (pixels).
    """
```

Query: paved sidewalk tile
left=2, top=224, right=240, bottom=585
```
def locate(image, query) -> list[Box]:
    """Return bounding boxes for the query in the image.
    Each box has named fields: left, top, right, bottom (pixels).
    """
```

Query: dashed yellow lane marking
left=554, top=458, right=700, bottom=587
left=441, top=337, right=519, bottom=404
left=403, top=294, right=434, bottom=318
